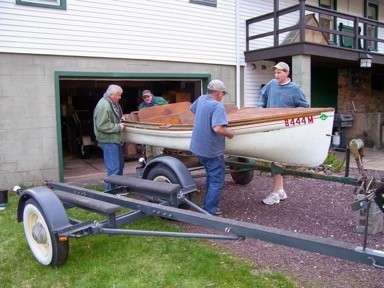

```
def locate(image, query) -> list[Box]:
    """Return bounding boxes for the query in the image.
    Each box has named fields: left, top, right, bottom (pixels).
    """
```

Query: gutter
left=235, top=0, right=241, bottom=108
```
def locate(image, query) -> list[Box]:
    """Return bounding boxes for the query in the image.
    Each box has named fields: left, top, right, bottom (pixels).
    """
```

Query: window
left=190, top=0, right=217, bottom=7
left=16, top=0, right=67, bottom=10
left=366, top=2, right=378, bottom=51
left=319, top=0, right=336, bottom=44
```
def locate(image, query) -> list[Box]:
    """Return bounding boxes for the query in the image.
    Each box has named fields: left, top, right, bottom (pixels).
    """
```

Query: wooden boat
left=122, top=102, right=335, bottom=166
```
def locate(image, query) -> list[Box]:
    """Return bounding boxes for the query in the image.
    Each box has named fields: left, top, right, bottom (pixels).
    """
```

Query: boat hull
left=122, top=108, right=334, bottom=166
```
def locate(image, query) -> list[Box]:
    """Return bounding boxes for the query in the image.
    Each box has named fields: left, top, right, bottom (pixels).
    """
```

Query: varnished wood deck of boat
left=123, top=102, right=334, bottom=129
left=227, top=107, right=334, bottom=126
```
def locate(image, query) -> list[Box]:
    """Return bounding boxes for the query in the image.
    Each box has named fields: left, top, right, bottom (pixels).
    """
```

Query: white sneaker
left=278, top=190, right=287, bottom=200
left=262, top=193, right=280, bottom=205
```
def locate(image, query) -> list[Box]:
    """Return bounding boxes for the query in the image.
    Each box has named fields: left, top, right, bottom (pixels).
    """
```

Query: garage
left=58, top=76, right=206, bottom=178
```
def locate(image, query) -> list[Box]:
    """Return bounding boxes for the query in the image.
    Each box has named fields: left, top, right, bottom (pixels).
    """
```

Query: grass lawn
left=0, top=190, right=296, bottom=288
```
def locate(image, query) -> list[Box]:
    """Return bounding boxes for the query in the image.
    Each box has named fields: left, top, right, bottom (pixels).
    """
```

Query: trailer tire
left=146, top=163, right=191, bottom=208
left=23, top=198, right=69, bottom=267
left=147, top=163, right=179, bottom=183
left=230, top=157, right=255, bottom=185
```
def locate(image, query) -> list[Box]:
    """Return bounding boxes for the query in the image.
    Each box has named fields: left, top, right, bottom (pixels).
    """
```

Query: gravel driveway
left=68, top=158, right=384, bottom=287
left=183, top=168, right=384, bottom=288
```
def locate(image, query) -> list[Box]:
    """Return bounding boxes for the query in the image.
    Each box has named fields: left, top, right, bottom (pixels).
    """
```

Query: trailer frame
left=16, top=168, right=384, bottom=268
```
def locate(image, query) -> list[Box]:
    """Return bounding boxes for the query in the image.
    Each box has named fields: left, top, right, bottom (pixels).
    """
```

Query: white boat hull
left=122, top=108, right=334, bottom=166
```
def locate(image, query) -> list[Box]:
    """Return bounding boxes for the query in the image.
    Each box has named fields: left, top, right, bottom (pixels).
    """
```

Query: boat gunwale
left=122, top=107, right=334, bottom=130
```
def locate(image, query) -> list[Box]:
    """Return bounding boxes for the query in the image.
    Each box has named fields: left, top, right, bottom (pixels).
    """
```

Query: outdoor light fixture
left=359, top=52, right=372, bottom=68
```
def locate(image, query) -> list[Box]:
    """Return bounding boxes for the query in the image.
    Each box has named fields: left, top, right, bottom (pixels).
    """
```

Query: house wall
left=338, top=69, right=384, bottom=148
left=1, top=0, right=383, bottom=187
left=245, top=1, right=384, bottom=113
left=243, top=0, right=278, bottom=51
left=0, top=0, right=244, bottom=187
left=345, top=113, right=384, bottom=148
left=244, top=1, right=324, bottom=106
left=0, top=53, right=236, bottom=188
left=240, top=0, right=278, bottom=105
left=244, top=1, right=320, bottom=106
left=0, top=0, right=238, bottom=65
left=244, top=60, right=277, bottom=106
left=333, top=1, right=384, bottom=51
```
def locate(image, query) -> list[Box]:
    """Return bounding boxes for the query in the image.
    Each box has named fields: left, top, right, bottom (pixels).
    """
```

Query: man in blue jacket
left=258, top=62, right=309, bottom=205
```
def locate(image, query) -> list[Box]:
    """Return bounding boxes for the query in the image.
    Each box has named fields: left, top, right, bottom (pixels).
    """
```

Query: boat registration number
left=284, top=116, right=314, bottom=126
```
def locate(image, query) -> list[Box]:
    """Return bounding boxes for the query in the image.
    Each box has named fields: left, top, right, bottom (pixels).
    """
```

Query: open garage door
left=60, top=78, right=203, bottom=160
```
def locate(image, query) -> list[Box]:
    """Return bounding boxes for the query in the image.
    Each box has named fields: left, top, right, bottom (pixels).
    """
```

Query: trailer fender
left=142, top=156, right=195, bottom=192
left=17, top=186, right=70, bottom=229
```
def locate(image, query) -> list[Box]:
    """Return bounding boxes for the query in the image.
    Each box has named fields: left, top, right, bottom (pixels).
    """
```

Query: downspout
left=235, top=0, right=240, bottom=108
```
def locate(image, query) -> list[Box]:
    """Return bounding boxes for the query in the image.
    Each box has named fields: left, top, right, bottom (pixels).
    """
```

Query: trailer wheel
left=147, top=163, right=179, bottom=183
left=23, top=198, right=69, bottom=267
left=230, top=157, right=255, bottom=185
left=146, top=163, right=191, bottom=208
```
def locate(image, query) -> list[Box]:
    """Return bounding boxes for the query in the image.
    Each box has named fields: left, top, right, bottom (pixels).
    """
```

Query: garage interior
left=60, top=78, right=203, bottom=178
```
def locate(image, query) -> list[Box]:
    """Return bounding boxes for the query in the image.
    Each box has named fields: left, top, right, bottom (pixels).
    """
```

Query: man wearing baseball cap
left=138, top=89, right=168, bottom=110
left=257, top=62, right=309, bottom=205
left=138, top=89, right=168, bottom=159
left=190, top=79, right=235, bottom=215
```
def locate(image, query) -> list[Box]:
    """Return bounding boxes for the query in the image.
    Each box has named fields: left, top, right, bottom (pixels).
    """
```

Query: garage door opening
left=59, top=77, right=205, bottom=180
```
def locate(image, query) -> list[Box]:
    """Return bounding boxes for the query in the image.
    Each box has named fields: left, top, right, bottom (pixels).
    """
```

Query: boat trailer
left=16, top=165, right=384, bottom=268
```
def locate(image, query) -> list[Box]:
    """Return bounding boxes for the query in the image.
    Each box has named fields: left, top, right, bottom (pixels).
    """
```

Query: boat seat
left=123, top=112, right=139, bottom=122
left=138, top=102, right=191, bottom=122
left=124, top=102, right=238, bottom=125
left=179, top=110, right=195, bottom=124
left=145, top=114, right=181, bottom=124
left=225, top=103, right=238, bottom=114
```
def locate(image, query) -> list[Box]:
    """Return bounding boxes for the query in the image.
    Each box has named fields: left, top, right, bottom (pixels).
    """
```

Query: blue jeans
left=198, top=155, right=225, bottom=215
left=98, top=142, right=124, bottom=191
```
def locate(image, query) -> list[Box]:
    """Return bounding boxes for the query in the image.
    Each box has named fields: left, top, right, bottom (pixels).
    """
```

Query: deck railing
left=245, top=0, right=384, bottom=54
